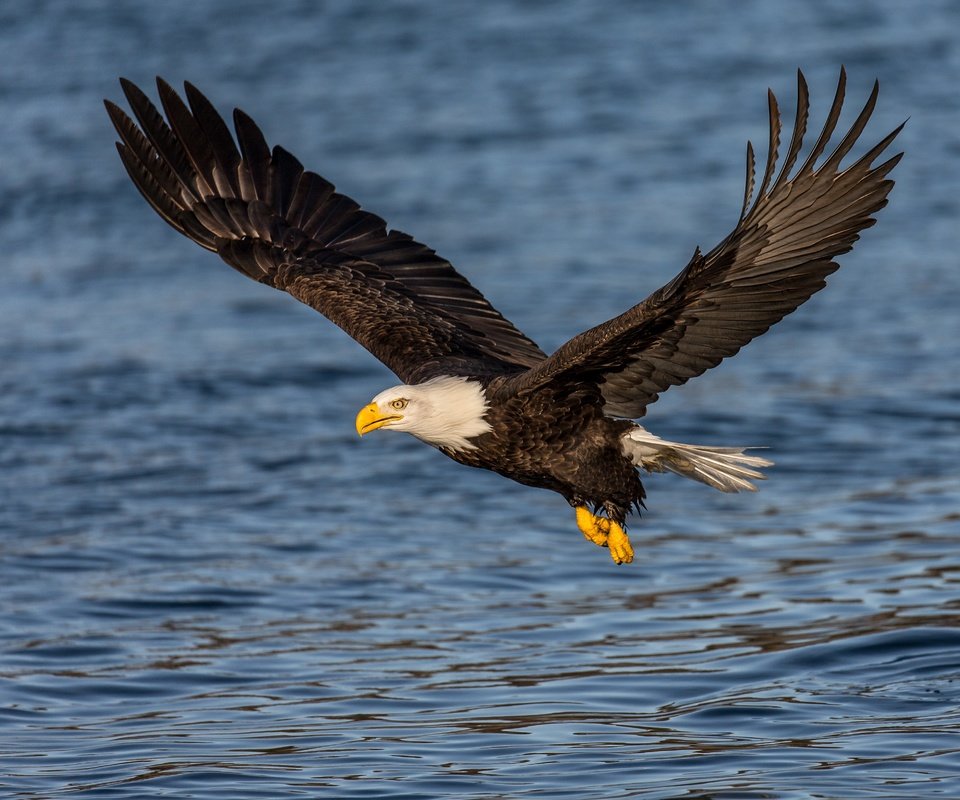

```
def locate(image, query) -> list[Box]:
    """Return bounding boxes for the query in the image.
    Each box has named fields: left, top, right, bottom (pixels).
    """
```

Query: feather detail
left=495, top=68, right=903, bottom=418
left=105, top=78, right=547, bottom=381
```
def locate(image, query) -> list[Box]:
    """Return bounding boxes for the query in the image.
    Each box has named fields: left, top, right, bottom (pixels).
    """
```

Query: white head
left=355, top=375, right=492, bottom=451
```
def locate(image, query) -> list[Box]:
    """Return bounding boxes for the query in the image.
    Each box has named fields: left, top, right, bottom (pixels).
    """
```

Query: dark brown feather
left=496, top=69, right=902, bottom=417
left=106, top=79, right=547, bottom=378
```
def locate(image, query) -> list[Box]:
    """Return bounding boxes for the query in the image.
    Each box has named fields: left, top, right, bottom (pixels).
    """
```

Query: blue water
left=2, top=1, right=959, bottom=797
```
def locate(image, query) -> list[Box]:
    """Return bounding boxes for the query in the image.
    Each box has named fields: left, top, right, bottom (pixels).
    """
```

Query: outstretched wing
left=105, top=79, right=546, bottom=383
left=496, top=69, right=902, bottom=416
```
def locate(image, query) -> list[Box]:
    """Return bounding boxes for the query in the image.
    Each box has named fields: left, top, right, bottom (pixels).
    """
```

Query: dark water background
left=2, top=1, right=959, bottom=797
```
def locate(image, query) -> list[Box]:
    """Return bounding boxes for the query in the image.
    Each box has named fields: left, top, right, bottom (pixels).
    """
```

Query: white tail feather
left=621, top=426, right=772, bottom=493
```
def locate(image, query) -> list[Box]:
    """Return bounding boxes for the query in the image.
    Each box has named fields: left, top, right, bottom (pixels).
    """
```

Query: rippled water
left=2, top=1, right=959, bottom=797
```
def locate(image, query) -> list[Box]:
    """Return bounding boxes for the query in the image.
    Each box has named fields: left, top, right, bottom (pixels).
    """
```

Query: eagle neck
left=410, top=375, right=492, bottom=452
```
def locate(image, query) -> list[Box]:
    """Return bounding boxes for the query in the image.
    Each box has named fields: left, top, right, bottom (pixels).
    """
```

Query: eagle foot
left=575, top=507, right=634, bottom=565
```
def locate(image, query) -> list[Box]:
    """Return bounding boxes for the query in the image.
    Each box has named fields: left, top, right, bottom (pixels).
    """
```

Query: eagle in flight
left=106, top=69, right=901, bottom=564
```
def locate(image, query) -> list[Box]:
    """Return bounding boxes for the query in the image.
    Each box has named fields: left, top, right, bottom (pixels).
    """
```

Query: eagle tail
left=622, top=426, right=772, bottom=493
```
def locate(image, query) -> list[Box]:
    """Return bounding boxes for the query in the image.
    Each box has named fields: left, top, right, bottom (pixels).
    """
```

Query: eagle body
left=106, top=69, right=901, bottom=564
left=446, top=380, right=643, bottom=521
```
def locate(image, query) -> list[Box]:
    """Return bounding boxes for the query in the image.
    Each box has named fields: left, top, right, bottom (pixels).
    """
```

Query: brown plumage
left=106, top=69, right=901, bottom=563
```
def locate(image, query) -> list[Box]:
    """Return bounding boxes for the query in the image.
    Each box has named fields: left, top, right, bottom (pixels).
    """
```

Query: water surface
left=1, top=1, right=959, bottom=797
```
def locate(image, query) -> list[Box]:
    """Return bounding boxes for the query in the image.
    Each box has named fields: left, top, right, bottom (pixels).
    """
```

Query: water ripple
left=2, top=0, right=959, bottom=797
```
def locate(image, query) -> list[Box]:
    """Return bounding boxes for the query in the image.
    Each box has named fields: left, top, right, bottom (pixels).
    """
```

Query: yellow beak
left=355, top=403, right=402, bottom=436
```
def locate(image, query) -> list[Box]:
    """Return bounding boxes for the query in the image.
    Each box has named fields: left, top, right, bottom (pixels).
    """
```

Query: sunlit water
left=1, top=1, right=958, bottom=797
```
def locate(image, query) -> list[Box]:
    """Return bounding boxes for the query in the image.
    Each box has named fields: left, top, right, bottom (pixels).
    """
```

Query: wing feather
left=770, top=72, right=809, bottom=194
left=739, top=142, right=756, bottom=220
left=106, top=79, right=546, bottom=378
left=496, top=69, right=902, bottom=417
left=751, top=90, right=781, bottom=213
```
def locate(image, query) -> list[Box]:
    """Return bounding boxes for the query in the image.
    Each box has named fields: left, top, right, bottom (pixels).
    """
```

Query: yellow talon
left=606, top=522, right=634, bottom=565
left=576, top=506, right=608, bottom=546
left=575, top=506, right=634, bottom=564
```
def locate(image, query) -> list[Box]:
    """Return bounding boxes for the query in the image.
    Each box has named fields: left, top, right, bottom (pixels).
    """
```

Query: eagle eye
left=390, top=398, right=408, bottom=411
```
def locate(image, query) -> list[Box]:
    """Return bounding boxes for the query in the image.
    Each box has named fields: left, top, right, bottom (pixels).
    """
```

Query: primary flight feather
left=106, top=69, right=901, bottom=564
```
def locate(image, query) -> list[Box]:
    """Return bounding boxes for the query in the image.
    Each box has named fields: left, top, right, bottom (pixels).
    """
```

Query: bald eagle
left=106, top=69, right=901, bottom=564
